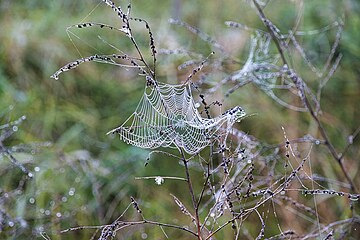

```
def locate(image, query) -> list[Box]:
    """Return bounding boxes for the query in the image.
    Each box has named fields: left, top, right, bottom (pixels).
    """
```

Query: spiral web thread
left=107, top=81, right=245, bottom=154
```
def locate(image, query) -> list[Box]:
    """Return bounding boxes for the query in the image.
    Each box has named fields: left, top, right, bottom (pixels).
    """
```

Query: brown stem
left=180, top=148, right=202, bottom=240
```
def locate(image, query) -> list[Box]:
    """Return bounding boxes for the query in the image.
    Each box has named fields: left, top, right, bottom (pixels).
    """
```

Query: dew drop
left=45, top=210, right=51, bottom=216
left=141, top=233, right=148, bottom=239
left=28, top=172, right=33, bottom=178
left=349, top=195, right=359, bottom=201
left=61, top=196, right=68, bottom=202
left=34, top=166, right=40, bottom=172
left=39, top=209, right=45, bottom=214
left=154, top=176, right=164, bottom=185
left=8, top=221, right=15, bottom=227
left=56, top=212, right=62, bottom=218
left=12, top=126, right=18, bottom=132
left=69, top=188, right=75, bottom=196
left=29, top=197, right=35, bottom=204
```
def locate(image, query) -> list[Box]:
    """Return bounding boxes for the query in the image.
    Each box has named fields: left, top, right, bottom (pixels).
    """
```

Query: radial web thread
left=107, top=81, right=246, bottom=154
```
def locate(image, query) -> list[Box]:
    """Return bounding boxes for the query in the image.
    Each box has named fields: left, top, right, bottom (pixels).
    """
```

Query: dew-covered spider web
left=107, top=81, right=246, bottom=154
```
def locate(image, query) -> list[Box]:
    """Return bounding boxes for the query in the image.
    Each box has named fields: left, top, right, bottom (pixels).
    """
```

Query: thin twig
left=180, top=148, right=202, bottom=240
left=197, top=146, right=212, bottom=209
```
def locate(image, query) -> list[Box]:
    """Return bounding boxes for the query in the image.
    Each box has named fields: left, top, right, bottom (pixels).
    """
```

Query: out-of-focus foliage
left=0, top=0, right=359, bottom=239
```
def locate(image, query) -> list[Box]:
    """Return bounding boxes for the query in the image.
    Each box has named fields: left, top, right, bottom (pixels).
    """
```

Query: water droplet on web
left=56, top=212, right=62, bottom=218
left=34, top=166, right=40, bottom=172
left=45, top=210, right=51, bottom=216
left=39, top=209, right=45, bottom=214
left=62, top=196, right=68, bottom=202
left=12, top=126, right=18, bottom=132
left=28, top=172, right=33, bottom=178
left=29, top=197, right=35, bottom=204
left=141, top=233, right=148, bottom=239
left=8, top=221, right=15, bottom=227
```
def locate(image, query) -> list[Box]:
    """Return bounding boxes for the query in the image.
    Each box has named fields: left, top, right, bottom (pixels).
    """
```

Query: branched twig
left=252, top=0, right=358, bottom=193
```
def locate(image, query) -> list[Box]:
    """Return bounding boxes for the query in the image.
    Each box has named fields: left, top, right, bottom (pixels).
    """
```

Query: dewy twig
left=252, top=0, right=358, bottom=193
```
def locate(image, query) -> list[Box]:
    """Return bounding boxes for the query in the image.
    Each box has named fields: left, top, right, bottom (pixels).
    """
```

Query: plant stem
left=180, top=148, right=203, bottom=240
left=197, top=144, right=213, bottom=210
left=252, top=0, right=358, bottom=193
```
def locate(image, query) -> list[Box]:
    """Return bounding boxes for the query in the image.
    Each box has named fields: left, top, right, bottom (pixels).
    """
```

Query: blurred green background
left=0, top=0, right=359, bottom=239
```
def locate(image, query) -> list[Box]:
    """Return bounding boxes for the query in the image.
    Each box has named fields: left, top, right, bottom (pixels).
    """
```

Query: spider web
left=107, top=81, right=246, bottom=154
